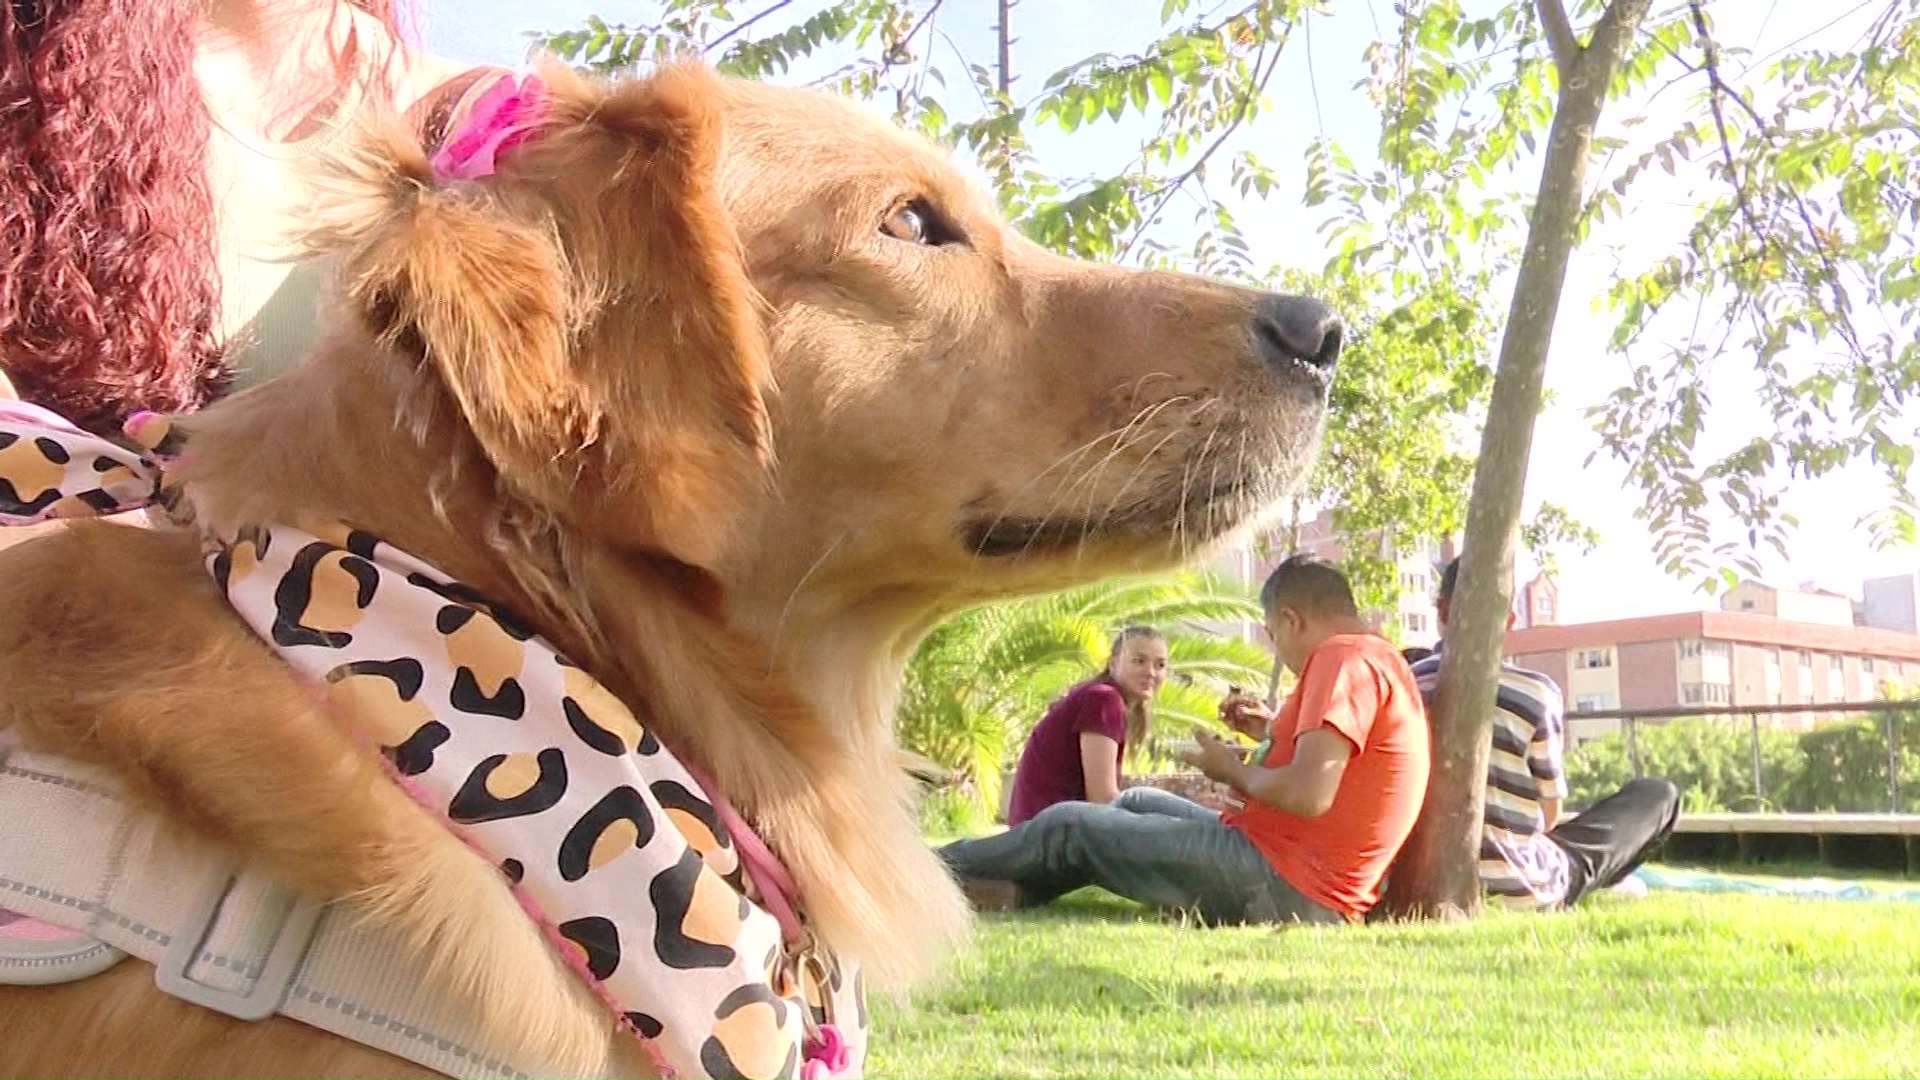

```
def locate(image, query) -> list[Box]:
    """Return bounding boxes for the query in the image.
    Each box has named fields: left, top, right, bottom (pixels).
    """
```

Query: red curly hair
left=0, top=0, right=401, bottom=433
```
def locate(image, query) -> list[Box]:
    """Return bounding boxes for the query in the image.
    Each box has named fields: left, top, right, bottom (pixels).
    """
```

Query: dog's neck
left=723, top=574, right=941, bottom=753
left=180, top=346, right=875, bottom=804
left=172, top=345, right=970, bottom=988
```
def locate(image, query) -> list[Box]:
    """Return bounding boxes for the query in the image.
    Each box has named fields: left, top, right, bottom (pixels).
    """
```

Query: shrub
left=1782, top=710, right=1920, bottom=813
left=1566, top=709, right=1918, bottom=813
left=895, top=571, right=1272, bottom=813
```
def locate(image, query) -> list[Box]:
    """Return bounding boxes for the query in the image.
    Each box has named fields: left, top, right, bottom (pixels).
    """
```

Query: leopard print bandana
left=0, top=401, right=865, bottom=1080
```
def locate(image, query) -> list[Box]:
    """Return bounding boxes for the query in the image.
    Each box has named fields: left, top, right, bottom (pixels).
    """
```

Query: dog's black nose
left=1252, top=294, right=1343, bottom=373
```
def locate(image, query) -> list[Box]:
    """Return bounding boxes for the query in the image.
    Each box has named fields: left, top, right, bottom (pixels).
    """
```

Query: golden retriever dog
left=0, top=61, right=1340, bottom=1078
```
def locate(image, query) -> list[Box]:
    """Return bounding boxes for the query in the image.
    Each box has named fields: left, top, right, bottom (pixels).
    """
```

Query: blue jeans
left=939, top=787, right=1344, bottom=925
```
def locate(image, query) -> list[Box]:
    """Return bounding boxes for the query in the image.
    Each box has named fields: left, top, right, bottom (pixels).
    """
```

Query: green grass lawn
left=869, top=890, right=1920, bottom=1078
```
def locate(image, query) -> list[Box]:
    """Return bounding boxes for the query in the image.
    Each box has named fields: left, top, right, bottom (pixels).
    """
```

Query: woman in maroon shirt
left=1005, top=627, right=1168, bottom=825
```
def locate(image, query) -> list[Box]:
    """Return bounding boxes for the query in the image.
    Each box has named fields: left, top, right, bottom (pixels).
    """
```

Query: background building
left=1288, top=510, right=1455, bottom=647
left=1504, top=581, right=1920, bottom=743
left=1514, top=570, right=1559, bottom=629
left=1860, top=571, right=1920, bottom=634
left=1720, top=579, right=1855, bottom=627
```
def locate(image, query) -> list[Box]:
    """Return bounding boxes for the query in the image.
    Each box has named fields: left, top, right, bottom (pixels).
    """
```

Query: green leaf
left=1149, top=64, right=1173, bottom=103
left=1081, top=88, right=1105, bottom=125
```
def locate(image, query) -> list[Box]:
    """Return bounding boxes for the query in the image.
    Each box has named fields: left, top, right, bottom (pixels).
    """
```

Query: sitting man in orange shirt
left=939, top=555, right=1431, bottom=925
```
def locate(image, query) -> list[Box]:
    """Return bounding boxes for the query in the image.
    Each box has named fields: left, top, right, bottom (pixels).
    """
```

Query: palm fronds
left=895, top=569, right=1272, bottom=811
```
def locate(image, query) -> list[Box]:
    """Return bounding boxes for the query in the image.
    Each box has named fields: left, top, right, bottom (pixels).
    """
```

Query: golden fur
left=0, top=61, right=1334, bottom=1077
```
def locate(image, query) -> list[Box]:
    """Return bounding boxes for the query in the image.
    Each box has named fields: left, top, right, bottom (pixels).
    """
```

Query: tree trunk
left=1381, top=0, right=1654, bottom=919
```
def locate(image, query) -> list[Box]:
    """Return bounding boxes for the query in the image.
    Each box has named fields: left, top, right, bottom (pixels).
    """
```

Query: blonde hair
left=1106, top=625, right=1164, bottom=749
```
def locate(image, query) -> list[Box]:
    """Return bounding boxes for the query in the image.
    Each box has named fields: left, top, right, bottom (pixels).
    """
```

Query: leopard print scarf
left=0, top=400, right=864, bottom=1080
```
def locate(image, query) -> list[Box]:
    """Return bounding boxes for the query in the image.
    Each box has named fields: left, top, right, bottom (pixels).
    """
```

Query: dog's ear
left=314, top=62, right=768, bottom=571
left=354, top=192, right=591, bottom=498
left=524, top=63, right=771, bottom=570
left=539, top=62, right=773, bottom=485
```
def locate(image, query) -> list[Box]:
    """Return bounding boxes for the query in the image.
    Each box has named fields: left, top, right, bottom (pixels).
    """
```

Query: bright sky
left=417, top=0, right=1918, bottom=624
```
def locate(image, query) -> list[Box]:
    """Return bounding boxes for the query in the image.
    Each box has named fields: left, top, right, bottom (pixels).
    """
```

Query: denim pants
left=939, top=787, right=1344, bottom=925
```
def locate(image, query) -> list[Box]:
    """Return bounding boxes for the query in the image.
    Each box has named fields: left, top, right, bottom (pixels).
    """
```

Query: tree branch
left=705, top=0, right=799, bottom=55
left=902, top=0, right=947, bottom=60
left=802, top=3, right=947, bottom=93
left=1116, top=22, right=1289, bottom=262
left=1688, top=0, right=1769, bottom=252
left=996, top=0, right=1015, bottom=96
left=1683, top=0, right=1868, bottom=361
left=1534, top=0, right=1579, bottom=82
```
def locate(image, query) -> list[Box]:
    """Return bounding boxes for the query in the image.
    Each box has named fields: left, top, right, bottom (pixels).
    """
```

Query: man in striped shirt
left=1411, top=558, right=1680, bottom=909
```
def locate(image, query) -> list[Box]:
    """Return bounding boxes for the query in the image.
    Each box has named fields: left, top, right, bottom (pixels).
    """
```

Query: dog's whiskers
left=1073, top=419, right=1197, bottom=560
left=960, top=397, right=1185, bottom=571
left=1045, top=395, right=1194, bottom=514
left=1219, top=425, right=1254, bottom=560
left=975, top=395, right=1196, bottom=565
left=1196, top=414, right=1229, bottom=562
left=1033, top=409, right=1188, bottom=564
left=1084, top=397, right=1220, bottom=546
left=770, top=532, right=848, bottom=669
left=1049, top=410, right=1186, bottom=560
left=1175, top=412, right=1225, bottom=564
left=1052, top=396, right=1213, bottom=544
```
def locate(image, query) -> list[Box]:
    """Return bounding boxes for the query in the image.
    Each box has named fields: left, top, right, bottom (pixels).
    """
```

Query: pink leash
left=681, top=762, right=804, bottom=944
left=679, top=762, right=849, bottom=1079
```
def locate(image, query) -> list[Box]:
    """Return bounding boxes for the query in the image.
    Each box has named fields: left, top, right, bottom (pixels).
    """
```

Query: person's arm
left=1185, top=650, right=1380, bottom=817
left=1195, top=727, right=1354, bottom=817
left=1531, top=678, right=1570, bottom=829
left=1079, top=732, right=1122, bottom=804
left=1068, top=684, right=1128, bottom=804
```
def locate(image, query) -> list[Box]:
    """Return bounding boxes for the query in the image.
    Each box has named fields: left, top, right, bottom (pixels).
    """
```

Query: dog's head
left=316, top=59, right=1336, bottom=640
left=710, top=77, right=1338, bottom=616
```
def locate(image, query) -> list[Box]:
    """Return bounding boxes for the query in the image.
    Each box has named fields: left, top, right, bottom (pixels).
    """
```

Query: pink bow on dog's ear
left=431, top=72, right=551, bottom=181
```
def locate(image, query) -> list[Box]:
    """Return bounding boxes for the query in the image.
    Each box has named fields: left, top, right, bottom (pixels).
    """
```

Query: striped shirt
left=1410, top=648, right=1571, bottom=909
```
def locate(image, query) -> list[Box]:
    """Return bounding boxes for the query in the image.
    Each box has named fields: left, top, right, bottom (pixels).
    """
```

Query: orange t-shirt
left=1220, top=634, right=1431, bottom=920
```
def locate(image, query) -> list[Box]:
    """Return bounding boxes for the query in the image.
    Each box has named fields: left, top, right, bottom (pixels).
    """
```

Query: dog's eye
left=881, top=201, right=958, bottom=246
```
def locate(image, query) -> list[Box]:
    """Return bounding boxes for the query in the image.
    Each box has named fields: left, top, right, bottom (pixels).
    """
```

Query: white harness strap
left=0, top=745, right=592, bottom=1080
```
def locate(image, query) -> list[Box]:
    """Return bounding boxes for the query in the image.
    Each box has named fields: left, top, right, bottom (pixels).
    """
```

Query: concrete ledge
left=1676, top=812, right=1920, bottom=836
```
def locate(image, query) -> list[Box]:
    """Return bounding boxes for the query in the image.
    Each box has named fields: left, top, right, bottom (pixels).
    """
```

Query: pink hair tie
left=431, top=72, right=551, bottom=181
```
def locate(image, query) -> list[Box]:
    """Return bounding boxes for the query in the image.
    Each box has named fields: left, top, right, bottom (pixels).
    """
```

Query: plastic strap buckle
left=153, top=867, right=326, bottom=1021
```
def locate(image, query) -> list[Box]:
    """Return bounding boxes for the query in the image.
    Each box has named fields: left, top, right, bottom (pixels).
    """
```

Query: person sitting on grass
left=1003, top=626, right=1169, bottom=825
left=1413, top=556, right=1680, bottom=909
left=938, top=555, right=1431, bottom=926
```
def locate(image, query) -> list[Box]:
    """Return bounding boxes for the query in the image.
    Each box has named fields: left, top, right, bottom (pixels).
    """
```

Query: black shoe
left=958, top=878, right=1027, bottom=912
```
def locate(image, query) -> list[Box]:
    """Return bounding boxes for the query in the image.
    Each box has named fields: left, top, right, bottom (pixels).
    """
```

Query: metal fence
left=1565, top=700, right=1911, bottom=814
